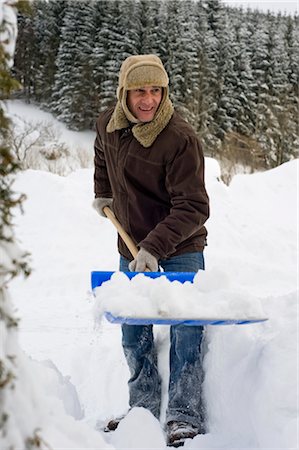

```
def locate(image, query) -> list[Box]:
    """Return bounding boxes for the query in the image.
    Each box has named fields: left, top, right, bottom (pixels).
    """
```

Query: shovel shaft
left=103, top=206, right=138, bottom=258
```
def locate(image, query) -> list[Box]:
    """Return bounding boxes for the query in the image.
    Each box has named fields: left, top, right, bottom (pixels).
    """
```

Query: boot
left=166, top=421, right=199, bottom=447
left=104, top=414, right=126, bottom=432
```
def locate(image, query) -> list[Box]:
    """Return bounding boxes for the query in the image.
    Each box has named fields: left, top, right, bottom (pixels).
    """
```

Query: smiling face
left=126, top=86, right=163, bottom=122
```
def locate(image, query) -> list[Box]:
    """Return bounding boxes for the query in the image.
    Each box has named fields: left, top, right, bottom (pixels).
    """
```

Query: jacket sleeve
left=94, top=118, right=112, bottom=198
left=138, top=136, right=209, bottom=259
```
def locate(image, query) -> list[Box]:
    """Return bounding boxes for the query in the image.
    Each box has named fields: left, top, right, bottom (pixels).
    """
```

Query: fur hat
left=117, top=54, right=169, bottom=111
left=118, top=54, right=170, bottom=124
left=107, top=54, right=174, bottom=147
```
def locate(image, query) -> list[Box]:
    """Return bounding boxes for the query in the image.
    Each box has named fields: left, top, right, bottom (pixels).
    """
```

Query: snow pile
left=94, top=270, right=266, bottom=321
left=111, top=408, right=165, bottom=449
left=1, top=349, right=112, bottom=449
left=11, top=157, right=298, bottom=449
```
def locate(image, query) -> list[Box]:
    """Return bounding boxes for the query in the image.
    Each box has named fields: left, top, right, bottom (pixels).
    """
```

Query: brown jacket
left=94, top=107, right=209, bottom=261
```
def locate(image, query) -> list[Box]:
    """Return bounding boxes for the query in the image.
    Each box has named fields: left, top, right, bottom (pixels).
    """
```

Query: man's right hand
left=92, top=197, right=113, bottom=218
left=129, top=248, right=158, bottom=272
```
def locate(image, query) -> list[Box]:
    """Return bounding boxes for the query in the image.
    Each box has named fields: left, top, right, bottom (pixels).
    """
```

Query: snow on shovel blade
left=91, top=270, right=195, bottom=290
left=91, top=270, right=268, bottom=326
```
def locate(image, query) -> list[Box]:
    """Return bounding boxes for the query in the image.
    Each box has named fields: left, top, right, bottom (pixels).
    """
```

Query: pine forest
left=13, top=0, right=299, bottom=176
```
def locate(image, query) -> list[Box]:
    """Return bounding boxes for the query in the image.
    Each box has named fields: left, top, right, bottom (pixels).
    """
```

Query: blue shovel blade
left=91, top=270, right=196, bottom=290
left=91, top=271, right=269, bottom=326
left=104, top=311, right=268, bottom=326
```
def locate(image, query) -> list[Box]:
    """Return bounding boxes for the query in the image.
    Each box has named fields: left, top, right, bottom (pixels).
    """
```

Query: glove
left=129, top=248, right=158, bottom=272
left=93, top=197, right=113, bottom=218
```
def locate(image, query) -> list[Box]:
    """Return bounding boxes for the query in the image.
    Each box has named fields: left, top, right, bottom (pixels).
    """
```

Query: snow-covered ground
left=9, top=102, right=298, bottom=449
left=6, top=100, right=95, bottom=175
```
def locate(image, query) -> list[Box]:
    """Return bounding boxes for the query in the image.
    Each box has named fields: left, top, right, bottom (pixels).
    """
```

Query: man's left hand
left=129, top=248, right=158, bottom=272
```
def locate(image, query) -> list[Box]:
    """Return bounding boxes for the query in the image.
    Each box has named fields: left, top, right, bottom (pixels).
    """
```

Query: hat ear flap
left=117, top=86, right=123, bottom=101
left=121, top=88, right=139, bottom=124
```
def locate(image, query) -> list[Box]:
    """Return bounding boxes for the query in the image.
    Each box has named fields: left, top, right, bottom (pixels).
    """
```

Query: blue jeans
left=120, top=252, right=206, bottom=430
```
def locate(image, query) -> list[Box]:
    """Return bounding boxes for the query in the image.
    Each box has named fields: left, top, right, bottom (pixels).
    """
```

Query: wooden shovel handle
left=103, top=206, right=139, bottom=258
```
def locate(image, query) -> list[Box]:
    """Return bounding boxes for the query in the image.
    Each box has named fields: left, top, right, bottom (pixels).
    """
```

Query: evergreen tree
left=211, top=8, right=257, bottom=141
left=164, top=0, right=185, bottom=106
left=262, top=14, right=298, bottom=166
left=32, top=0, right=67, bottom=106
left=13, top=5, right=35, bottom=100
left=193, top=1, right=218, bottom=146
left=138, top=0, right=165, bottom=56
left=164, top=0, right=201, bottom=120
left=92, top=0, right=123, bottom=112
left=247, top=11, right=271, bottom=165
left=200, top=0, right=225, bottom=154
left=204, top=0, right=223, bottom=34
left=231, top=12, right=256, bottom=137
left=156, top=0, right=170, bottom=63
left=26, top=0, right=52, bottom=103
left=177, top=0, right=201, bottom=124
left=284, top=14, right=299, bottom=89
left=282, top=14, right=299, bottom=161
left=91, top=0, right=110, bottom=117
left=51, top=0, right=96, bottom=130
left=0, top=0, right=34, bottom=447
left=93, top=0, right=140, bottom=114
left=118, top=0, right=140, bottom=58
left=213, top=11, right=237, bottom=139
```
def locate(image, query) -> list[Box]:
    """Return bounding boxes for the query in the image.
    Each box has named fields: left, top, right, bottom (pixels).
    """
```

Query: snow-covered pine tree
left=164, top=0, right=201, bottom=120
left=192, top=1, right=217, bottom=146
left=51, top=0, right=96, bottom=130
left=164, top=0, right=185, bottom=109
left=154, top=0, right=169, bottom=64
left=31, top=0, right=67, bottom=107
left=230, top=10, right=256, bottom=137
left=285, top=14, right=299, bottom=89
left=92, top=0, right=123, bottom=112
left=260, top=13, right=295, bottom=167
left=176, top=0, right=202, bottom=126
left=29, top=0, right=48, bottom=102
left=138, top=0, right=165, bottom=56
left=212, top=9, right=237, bottom=140
left=277, top=14, right=299, bottom=164
left=118, top=0, right=140, bottom=58
left=247, top=10, right=271, bottom=165
left=13, top=2, right=35, bottom=101
left=200, top=0, right=224, bottom=155
left=186, top=0, right=207, bottom=135
left=247, top=9, right=299, bottom=169
left=91, top=0, right=109, bottom=117
left=0, top=1, right=39, bottom=447
left=286, top=14, right=299, bottom=145
left=93, top=0, right=141, bottom=114
left=204, top=0, right=223, bottom=34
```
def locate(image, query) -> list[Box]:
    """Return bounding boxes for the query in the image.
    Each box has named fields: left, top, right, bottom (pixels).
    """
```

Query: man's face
left=127, top=86, right=163, bottom=122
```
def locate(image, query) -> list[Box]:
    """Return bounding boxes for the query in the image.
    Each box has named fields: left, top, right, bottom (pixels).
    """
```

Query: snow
left=5, top=100, right=95, bottom=175
left=8, top=102, right=298, bottom=449
left=93, top=271, right=266, bottom=321
left=6, top=100, right=95, bottom=152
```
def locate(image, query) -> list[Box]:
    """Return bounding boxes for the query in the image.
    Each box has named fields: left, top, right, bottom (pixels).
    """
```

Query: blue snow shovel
left=91, top=207, right=268, bottom=326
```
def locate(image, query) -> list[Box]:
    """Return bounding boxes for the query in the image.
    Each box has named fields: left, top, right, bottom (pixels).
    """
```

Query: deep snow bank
left=10, top=159, right=298, bottom=449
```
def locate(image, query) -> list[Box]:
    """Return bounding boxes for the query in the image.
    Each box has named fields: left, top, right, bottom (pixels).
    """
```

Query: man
left=93, top=54, right=209, bottom=447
